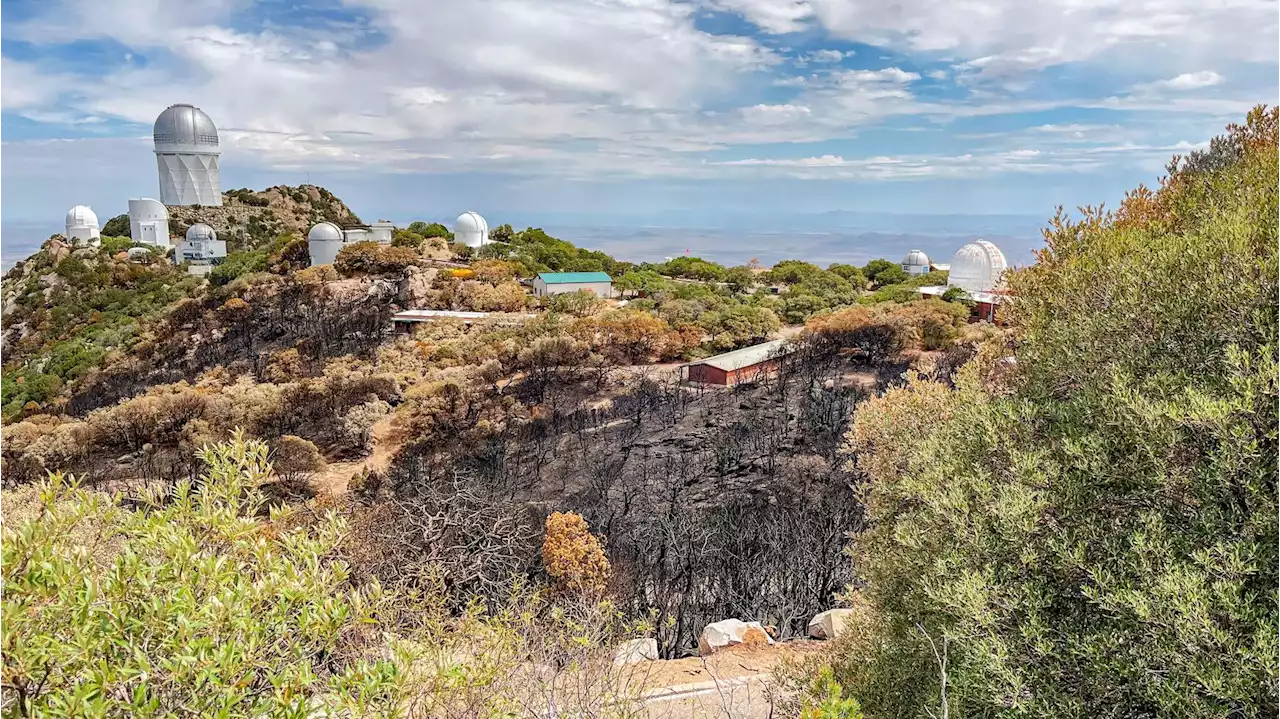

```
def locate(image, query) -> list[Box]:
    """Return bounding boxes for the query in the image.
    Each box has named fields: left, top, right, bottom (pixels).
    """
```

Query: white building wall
left=157, top=152, right=222, bottom=206
left=310, top=240, right=344, bottom=266
left=533, top=280, right=614, bottom=298
left=128, top=199, right=172, bottom=247
left=369, top=222, right=395, bottom=244
left=66, top=225, right=101, bottom=247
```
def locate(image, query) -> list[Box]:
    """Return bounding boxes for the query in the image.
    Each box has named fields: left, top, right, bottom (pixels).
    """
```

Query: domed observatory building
left=177, top=223, right=228, bottom=275
left=64, top=205, right=101, bottom=247
left=917, top=239, right=1010, bottom=323
left=901, top=249, right=931, bottom=276
left=948, top=240, right=1007, bottom=294
left=153, top=104, right=222, bottom=206
left=127, top=198, right=172, bottom=247
left=455, top=211, right=490, bottom=248
left=308, top=221, right=346, bottom=266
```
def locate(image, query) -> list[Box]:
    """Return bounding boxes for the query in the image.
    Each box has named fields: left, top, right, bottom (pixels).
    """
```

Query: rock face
left=167, top=184, right=360, bottom=251
left=613, top=638, right=659, bottom=665
left=807, top=609, right=855, bottom=640
left=397, top=266, right=439, bottom=307
left=698, top=619, right=775, bottom=656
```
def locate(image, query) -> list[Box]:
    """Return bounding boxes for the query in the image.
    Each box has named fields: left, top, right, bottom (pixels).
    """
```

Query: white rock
left=698, top=619, right=774, bottom=656
left=807, top=609, right=855, bottom=640
left=613, top=638, right=659, bottom=665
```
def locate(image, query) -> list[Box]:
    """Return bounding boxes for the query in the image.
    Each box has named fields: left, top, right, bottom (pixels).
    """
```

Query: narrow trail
left=312, top=414, right=404, bottom=495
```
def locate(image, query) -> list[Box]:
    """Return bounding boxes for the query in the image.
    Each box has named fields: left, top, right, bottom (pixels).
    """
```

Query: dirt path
left=312, top=413, right=405, bottom=495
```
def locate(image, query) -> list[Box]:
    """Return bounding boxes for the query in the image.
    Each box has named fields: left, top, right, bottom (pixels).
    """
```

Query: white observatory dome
left=64, top=205, right=102, bottom=246
left=948, top=240, right=1008, bottom=294
left=308, top=222, right=344, bottom=242
left=455, top=211, right=490, bottom=248
left=902, top=249, right=931, bottom=275
left=186, top=223, right=217, bottom=243
left=153, top=104, right=219, bottom=150
left=66, top=205, right=99, bottom=229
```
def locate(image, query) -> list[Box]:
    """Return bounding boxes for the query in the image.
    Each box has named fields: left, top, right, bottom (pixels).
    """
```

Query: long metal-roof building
left=679, top=339, right=793, bottom=386
left=533, top=271, right=614, bottom=298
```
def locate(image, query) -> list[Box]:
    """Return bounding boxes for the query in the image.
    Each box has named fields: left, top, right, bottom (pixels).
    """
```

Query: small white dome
left=948, top=240, right=1008, bottom=293
left=902, top=249, right=931, bottom=273
left=308, top=222, right=344, bottom=242
left=186, top=223, right=217, bottom=242
left=66, top=205, right=99, bottom=228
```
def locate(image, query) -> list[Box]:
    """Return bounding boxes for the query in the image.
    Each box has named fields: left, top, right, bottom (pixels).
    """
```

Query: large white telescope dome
left=948, top=240, right=1007, bottom=294
left=455, top=211, right=490, bottom=248
left=153, top=104, right=220, bottom=151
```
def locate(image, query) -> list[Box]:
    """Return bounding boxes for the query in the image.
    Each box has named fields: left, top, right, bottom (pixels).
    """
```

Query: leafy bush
left=101, top=214, right=131, bottom=237
left=334, top=241, right=420, bottom=276
left=1, top=436, right=404, bottom=716
left=836, top=107, right=1279, bottom=718
left=869, top=264, right=907, bottom=287
left=542, top=511, right=611, bottom=597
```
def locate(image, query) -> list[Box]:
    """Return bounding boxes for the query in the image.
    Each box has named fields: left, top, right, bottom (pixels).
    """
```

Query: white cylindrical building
left=948, top=240, right=1008, bottom=293
left=455, top=211, right=489, bottom=248
left=128, top=198, right=172, bottom=247
left=308, top=222, right=346, bottom=266
left=65, top=205, right=101, bottom=246
left=153, top=104, right=222, bottom=207
left=901, top=249, right=931, bottom=276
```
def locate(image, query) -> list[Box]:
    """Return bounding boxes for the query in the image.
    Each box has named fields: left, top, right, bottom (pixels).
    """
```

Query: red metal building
left=680, top=339, right=794, bottom=386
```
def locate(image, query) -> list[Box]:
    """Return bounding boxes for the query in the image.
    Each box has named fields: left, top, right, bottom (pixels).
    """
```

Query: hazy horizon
left=1, top=209, right=1047, bottom=273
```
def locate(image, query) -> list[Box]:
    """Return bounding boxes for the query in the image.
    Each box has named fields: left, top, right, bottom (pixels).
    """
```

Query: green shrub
left=1, top=435, right=404, bottom=716
left=839, top=107, right=1279, bottom=718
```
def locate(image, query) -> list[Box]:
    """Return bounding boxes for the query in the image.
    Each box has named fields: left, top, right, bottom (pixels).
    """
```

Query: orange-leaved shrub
left=541, top=511, right=611, bottom=597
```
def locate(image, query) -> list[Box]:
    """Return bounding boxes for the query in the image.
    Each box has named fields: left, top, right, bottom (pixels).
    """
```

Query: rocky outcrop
left=807, top=609, right=854, bottom=640
left=397, top=266, right=440, bottom=308
left=613, top=638, right=659, bottom=665
left=166, top=184, right=360, bottom=251
left=698, top=619, right=774, bottom=656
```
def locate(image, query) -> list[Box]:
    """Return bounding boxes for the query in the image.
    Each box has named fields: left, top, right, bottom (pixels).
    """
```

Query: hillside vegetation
left=814, top=106, right=1279, bottom=717
left=2, top=108, right=1275, bottom=717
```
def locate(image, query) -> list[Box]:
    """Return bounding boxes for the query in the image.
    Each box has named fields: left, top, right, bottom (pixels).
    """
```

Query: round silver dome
left=154, top=104, right=219, bottom=150
left=186, top=223, right=217, bottom=242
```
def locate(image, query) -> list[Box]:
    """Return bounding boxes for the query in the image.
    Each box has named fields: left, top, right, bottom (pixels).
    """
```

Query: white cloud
left=725, top=0, right=1277, bottom=80
left=1, top=58, right=71, bottom=110
left=1, top=0, right=1272, bottom=192
left=707, top=0, right=814, bottom=34
left=1135, top=71, right=1224, bottom=92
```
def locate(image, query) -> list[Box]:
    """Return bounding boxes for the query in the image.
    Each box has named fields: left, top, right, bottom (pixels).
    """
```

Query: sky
left=2, top=0, right=1277, bottom=261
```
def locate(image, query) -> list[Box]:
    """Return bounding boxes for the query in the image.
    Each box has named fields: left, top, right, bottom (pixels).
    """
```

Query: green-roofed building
left=533, top=271, right=614, bottom=299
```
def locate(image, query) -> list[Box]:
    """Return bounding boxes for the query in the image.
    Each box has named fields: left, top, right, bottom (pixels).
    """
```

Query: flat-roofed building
left=532, top=271, right=614, bottom=298
left=391, top=309, right=537, bottom=332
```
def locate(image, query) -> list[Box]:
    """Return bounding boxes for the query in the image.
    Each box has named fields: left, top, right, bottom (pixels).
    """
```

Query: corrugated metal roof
left=392, top=309, right=536, bottom=322
left=537, top=271, right=612, bottom=284
left=686, top=339, right=792, bottom=372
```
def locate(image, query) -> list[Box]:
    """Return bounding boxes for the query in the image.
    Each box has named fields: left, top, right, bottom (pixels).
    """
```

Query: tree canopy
left=834, top=106, right=1279, bottom=718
